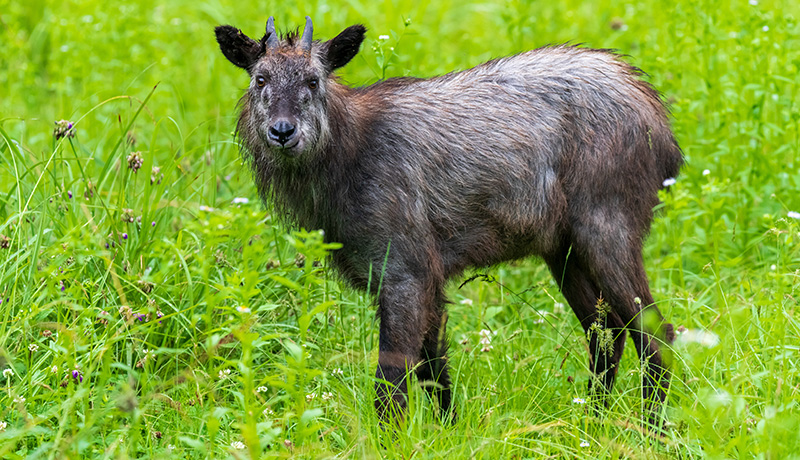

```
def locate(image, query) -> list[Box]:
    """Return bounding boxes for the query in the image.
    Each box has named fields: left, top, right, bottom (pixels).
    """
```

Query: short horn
left=300, top=16, right=313, bottom=52
left=265, top=16, right=279, bottom=49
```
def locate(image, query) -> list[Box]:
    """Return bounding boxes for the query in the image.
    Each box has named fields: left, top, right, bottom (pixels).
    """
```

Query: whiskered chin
left=273, top=141, right=303, bottom=157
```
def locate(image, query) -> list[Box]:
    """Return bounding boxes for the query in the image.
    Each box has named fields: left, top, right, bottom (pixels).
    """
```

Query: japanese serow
left=215, top=16, right=682, bottom=427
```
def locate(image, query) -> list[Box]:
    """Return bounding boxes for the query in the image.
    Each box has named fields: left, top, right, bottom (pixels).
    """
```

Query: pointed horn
left=300, top=16, right=313, bottom=52
left=265, top=16, right=279, bottom=49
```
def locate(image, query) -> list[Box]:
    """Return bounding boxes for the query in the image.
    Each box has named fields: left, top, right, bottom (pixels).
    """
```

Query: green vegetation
left=1, top=0, right=799, bottom=458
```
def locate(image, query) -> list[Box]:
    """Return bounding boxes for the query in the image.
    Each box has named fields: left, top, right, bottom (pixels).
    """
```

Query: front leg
left=374, top=272, right=444, bottom=422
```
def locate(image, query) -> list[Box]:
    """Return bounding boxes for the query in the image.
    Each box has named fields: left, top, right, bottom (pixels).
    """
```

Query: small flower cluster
left=330, top=367, right=344, bottom=377
left=53, top=120, right=76, bottom=140
left=120, top=209, right=139, bottom=224
left=97, top=310, right=111, bottom=325
left=127, top=152, right=144, bottom=172
left=218, top=368, right=231, bottom=380
left=137, top=279, right=154, bottom=294
left=230, top=441, right=245, bottom=450
left=150, top=166, right=163, bottom=185
left=479, top=329, right=496, bottom=352
left=3, top=368, right=13, bottom=379
left=0, top=420, right=7, bottom=431
left=119, top=305, right=134, bottom=321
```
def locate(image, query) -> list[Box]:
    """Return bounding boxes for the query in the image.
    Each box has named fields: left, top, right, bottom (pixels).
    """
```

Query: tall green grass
left=1, top=0, right=799, bottom=458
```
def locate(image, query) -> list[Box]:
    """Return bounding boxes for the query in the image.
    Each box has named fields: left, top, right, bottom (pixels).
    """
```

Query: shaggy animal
left=215, top=16, right=682, bottom=427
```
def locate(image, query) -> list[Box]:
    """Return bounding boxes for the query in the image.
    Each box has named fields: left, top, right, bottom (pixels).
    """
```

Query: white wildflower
left=199, top=205, right=214, bottom=212
left=306, top=392, right=316, bottom=402
left=770, top=264, right=777, bottom=271
left=378, top=34, right=390, bottom=40
left=553, top=302, right=565, bottom=313
left=702, top=169, right=710, bottom=176
left=263, top=407, right=275, bottom=417
left=762, top=25, right=769, bottom=32
left=51, top=365, right=58, bottom=373
left=167, top=444, right=175, bottom=451
left=28, top=343, right=39, bottom=352
left=236, top=305, right=251, bottom=313
left=0, top=421, right=6, bottom=431
left=580, top=440, right=590, bottom=447
left=459, top=298, right=473, bottom=306
left=13, top=396, right=25, bottom=404
left=232, top=197, right=249, bottom=204
left=322, top=391, right=334, bottom=401
left=2, top=369, right=12, bottom=378
left=675, top=329, right=720, bottom=347
left=788, top=211, right=800, bottom=220
left=573, top=397, right=586, bottom=404
left=479, top=329, right=496, bottom=352
left=256, top=386, right=268, bottom=393
left=662, top=177, right=677, bottom=187
left=331, top=368, right=344, bottom=377
left=230, top=440, right=246, bottom=450
left=218, top=368, right=231, bottom=379
left=749, top=0, right=757, bottom=5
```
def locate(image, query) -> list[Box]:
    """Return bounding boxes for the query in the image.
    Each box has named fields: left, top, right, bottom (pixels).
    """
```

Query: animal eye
left=308, top=79, right=318, bottom=90
left=256, top=76, right=266, bottom=87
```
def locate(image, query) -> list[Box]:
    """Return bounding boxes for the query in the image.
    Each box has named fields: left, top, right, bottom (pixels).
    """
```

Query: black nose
left=268, top=120, right=296, bottom=146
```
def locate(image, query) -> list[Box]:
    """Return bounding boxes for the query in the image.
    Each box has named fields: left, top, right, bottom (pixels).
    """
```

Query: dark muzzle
left=268, top=120, right=296, bottom=146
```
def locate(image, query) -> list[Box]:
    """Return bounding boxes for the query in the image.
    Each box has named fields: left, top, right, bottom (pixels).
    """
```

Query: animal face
left=247, top=50, right=328, bottom=156
left=215, top=17, right=366, bottom=159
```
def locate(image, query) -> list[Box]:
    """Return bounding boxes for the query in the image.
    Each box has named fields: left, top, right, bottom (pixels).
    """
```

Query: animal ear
left=215, top=25, right=264, bottom=70
left=325, top=24, right=366, bottom=71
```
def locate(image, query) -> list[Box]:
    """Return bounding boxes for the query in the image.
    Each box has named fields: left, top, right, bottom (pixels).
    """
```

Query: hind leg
left=574, top=228, right=675, bottom=428
left=545, top=246, right=628, bottom=404
left=415, top=306, right=453, bottom=419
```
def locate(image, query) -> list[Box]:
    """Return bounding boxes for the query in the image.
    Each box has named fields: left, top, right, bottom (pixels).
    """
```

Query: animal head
left=215, top=17, right=366, bottom=158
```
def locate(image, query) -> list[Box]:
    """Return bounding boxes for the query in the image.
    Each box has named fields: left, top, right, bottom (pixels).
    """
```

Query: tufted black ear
left=325, top=24, right=366, bottom=72
left=215, top=25, right=264, bottom=71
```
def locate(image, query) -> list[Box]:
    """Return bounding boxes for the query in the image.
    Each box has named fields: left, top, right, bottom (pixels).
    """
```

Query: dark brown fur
left=216, top=17, right=682, bottom=428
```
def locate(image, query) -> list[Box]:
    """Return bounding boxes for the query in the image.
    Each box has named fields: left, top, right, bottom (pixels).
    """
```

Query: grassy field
left=1, top=0, right=800, bottom=458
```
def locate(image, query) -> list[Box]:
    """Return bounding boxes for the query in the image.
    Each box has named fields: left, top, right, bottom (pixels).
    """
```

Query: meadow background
left=1, top=0, right=799, bottom=458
